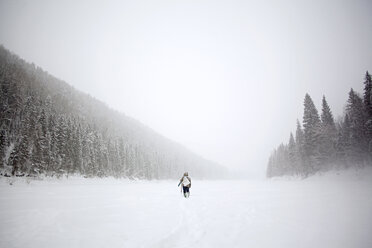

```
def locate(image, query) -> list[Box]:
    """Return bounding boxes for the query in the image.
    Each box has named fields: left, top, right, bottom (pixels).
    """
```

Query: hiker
left=178, top=172, right=191, bottom=198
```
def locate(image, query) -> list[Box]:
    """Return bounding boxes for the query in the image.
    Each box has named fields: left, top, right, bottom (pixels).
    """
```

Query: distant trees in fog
left=0, top=46, right=226, bottom=179
left=267, top=72, right=372, bottom=177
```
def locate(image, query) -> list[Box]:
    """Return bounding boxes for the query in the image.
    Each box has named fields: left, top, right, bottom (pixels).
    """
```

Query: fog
left=1, top=0, right=371, bottom=177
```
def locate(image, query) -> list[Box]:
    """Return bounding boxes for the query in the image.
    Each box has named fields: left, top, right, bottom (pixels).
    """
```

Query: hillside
left=0, top=45, right=226, bottom=179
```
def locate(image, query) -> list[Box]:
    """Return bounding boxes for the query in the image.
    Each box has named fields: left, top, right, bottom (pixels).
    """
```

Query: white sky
left=1, top=0, right=371, bottom=177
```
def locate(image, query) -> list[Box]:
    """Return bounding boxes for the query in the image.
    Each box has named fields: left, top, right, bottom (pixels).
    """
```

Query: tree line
left=0, top=45, right=226, bottom=179
left=267, top=72, right=372, bottom=177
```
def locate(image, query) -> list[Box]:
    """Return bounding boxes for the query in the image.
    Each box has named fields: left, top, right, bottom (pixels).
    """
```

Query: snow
left=1, top=169, right=372, bottom=248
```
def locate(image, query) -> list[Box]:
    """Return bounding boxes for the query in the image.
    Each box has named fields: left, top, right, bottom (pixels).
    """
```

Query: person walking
left=178, top=172, right=191, bottom=198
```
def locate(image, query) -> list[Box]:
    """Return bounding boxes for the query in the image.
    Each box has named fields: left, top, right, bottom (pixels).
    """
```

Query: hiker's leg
left=183, top=186, right=187, bottom=198
left=185, top=187, right=190, bottom=198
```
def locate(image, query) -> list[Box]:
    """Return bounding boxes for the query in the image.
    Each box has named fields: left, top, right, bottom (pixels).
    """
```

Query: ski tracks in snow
left=151, top=195, right=206, bottom=248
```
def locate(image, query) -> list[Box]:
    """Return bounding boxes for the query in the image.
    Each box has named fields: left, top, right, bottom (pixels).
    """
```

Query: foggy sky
left=1, top=0, right=371, bottom=177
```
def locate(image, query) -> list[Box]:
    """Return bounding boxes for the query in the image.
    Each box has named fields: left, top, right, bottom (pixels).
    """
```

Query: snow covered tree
left=363, top=71, right=372, bottom=118
left=55, top=117, right=68, bottom=174
left=302, top=94, right=321, bottom=174
left=266, top=152, right=275, bottom=178
left=363, top=71, right=372, bottom=160
left=346, top=89, right=368, bottom=165
left=319, top=96, right=337, bottom=167
left=335, top=115, right=352, bottom=167
left=288, top=133, right=296, bottom=175
left=321, top=96, right=336, bottom=129
left=10, top=131, right=30, bottom=176
left=71, top=122, right=83, bottom=174
left=47, top=113, right=59, bottom=175
left=295, top=119, right=305, bottom=175
left=0, top=126, right=8, bottom=170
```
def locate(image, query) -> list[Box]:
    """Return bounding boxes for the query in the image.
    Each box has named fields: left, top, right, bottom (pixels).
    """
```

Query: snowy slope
left=1, top=169, right=371, bottom=248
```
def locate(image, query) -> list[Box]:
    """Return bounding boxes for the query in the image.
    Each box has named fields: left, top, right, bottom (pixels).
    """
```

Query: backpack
left=182, top=176, right=191, bottom=187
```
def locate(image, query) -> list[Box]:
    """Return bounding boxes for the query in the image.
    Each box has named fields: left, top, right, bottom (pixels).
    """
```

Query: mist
left=1, top=0, right=371, bottom=178
left=2, top=1, right=372, bottom=248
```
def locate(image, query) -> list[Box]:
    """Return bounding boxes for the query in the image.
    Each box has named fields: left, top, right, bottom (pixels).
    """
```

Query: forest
left=0, top=46, right=226, bottom=179
left=267, top=72, right=372, bottom=177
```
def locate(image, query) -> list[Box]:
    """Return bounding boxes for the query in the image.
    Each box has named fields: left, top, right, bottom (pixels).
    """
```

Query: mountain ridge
left=0, top=45, right=227, bottom=179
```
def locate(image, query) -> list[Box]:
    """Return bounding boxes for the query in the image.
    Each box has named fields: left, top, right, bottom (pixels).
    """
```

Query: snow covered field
left=1, top=169, right=372, bottom=248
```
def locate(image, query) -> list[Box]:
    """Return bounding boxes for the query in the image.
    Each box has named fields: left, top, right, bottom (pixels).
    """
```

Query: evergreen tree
left=288, top=132, right=296, bottom=175
left=363, top=71, right=372, bottom=118
left=64, top=118, right=74, bottom=174
left=71, top=122, right=83, bottom=174
left=118, top=138, right=126, bottom=176
left=10, top=135, right=29, bottom=175
left=32, top=108, right=49, bottom=174
left=363, top=71, right=372, bottom=160
left=80, top=125, right=89, bottom=175
left=31, top=130, right=43, bottom=175
left=0, top=127, right=8, bottom=169
left=302, top=94, right=321, bottom=174
left=277, top=144, right=289, bottom=176
left=295, top=119, right=305, bottom=175
left=48, top=113, right=58, bottom=175
left=346, top=89, right=368, bottom=165
left=266, top=155, right=274, bottom=178
left=319, top=96, right=337, bottom=167
left=335, top=115, right=351, bottom=167
left=321, top=96, right=336, bottom=128
left=56, top=117, right=68, bottom=174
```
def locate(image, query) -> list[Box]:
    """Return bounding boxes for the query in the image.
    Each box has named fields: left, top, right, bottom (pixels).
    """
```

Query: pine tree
left=335, top=115, right=351, bottom=167
left=32, top=109, right=49, bottom=174
left=277, top=143, right=289, bottom=176
left=80, top=124, right=91, bottom=175
left=0, top=127, right=8, bottom=169
left=48, top=113, right=58, bottom=175
left=68, top=121, right=82, bottom=175
left=266, top=155, right=274, bottom=178
left=74, top=123, right=83, bottom=174
left=321, top=96, right=336, bottom=128
left=56, top=116, right=68, bottom=174
left=92, top=131, right=105, bottom=177
left=288, top=132, right=296, bottom=175
left=346, top=89, right=368, bottom=165
left=363, top=71, right=372, bottom=160
left=118, top=138, right=126, bottom=177
left=319, top=96, right=337, bottom=167
left=64, top=118, right=74, bottom=174
left=0, top=81, right=9, bottom=169
left=302, top=94, right=321, bottom=174
left=126, top=145, right=135, bottom=178
left=363, top=71, right=372, bottom=118
left=295, top=119, right=305, bottom=175
left=31, top=131, right=43, bottom=175
left=10, top=135, right=29, bottom=175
